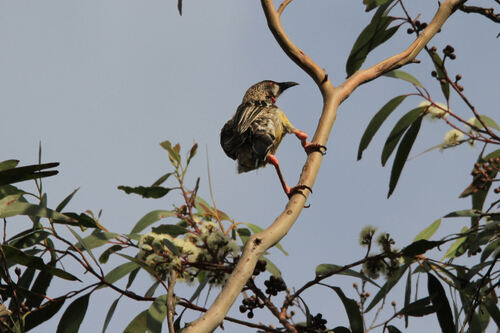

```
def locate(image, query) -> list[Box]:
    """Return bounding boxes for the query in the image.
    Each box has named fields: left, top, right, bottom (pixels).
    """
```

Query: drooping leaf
left=99, top=245, right=124, bottom=264
left=67, top=226, right=99, bottom=267
left=431, top=53, right=450, bottom=101
left=145, top=280, right=161, bottom=298
left=147, top=294, right=167, bottom=333
left=400, top=297, right=434, bottom=317
left=189, top=275, right=209, bottom=302
left=329, top=286, right=364, bottom=333
left=75, top=230, right=118, bottom=251
left=358, top=95, right=407, bottom=160
left=24, top=298, right=66, bottom=331
left=131, top=210, right=175, bottom=234
left=388, top=115, right=423, bottom=197
left=244, top=222, right=288, bottom=255
left=444, top=209, right=484, bottom=218
left=151, top=224, right=187, bottom=237
left=365, top=264, right=408, bottom=312
left=9, top=230, right=50, bottom=249
left=262, top=256, right=281, bottom=277
left=382, top=107, right=425, bottom=166
left=124, top=310, right=148, bottom=333
left=427, top=273, right=455, bottom=333
left=363, top=0, right=394, bottom=12
left=118, top=254, right=157, bottom=277
left=402, top=240, right=444, bottom=257
left=346, top=4, right=398, bottom=76
left=387, top=326, right=402, bottom=333
left=127, top=267, right=141, bottom=289
left=404, top=267, right=411, bottom=327
left=27, top=268, right=54, bottom=308
left=56, top=293, right=90, bottom=333
left=177, top=0, right=183, bottom=16
left=58, top=212, right=97, bottom=228
left=186, top=143, right=198, bottom=168
left=117, top=185, right=172, bottom=199
left=101, top=262, right=139, bottom=287
left=332, top=327, right=351, bottom=333
left=478, top=115, right=500, bottom=131
left=2, top=245, right=78, bottom=281
left=315, top=264, right=380, bottom=287
left=443, top=227, right=468, bottom=259
left=102, top=297, right=121, bottom=333
left=0, top=162, right=59, bottom=186
left=485, top=299, right=500, bottom=327
left=383, top=70, right=423, bottom=87
left=413, top=219, right=441, bottom=241
left=0, top=200, right=75, bottom=222
left=481, top=238, right=500, bottom=262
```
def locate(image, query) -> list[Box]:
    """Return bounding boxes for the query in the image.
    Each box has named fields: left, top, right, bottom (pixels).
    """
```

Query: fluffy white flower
left=444, top=129, right=464, bottom=145
left=419, top=101, right=448, bottom=120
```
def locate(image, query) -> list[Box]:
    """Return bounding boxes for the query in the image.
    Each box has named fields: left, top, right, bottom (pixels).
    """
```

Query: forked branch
left=184, top=0, right=462, bottom=331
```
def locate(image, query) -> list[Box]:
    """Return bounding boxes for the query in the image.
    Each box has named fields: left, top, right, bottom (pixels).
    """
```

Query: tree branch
left=459, top=4, right=500, bottom=23
left=184, top=0, right=462, bottom=331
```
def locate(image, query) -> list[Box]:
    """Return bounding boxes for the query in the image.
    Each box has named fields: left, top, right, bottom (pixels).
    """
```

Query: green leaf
left=162, top=237, right=181, bottom=256
left=147, top=294, right=167, bottom=333
left=479, top=115, right=500, bottom=131
left=160, top=140, right=181, bottom=165
left=56, top=293, right=90, bottom=333
left=26, top=269, right=54, bottom=308
left=145, top=281, right=161, bottom=298
left=358, top=95, right=407, bottom=160
left=346, top=4, right=398, bottom=76
left=402, top=240, right=444, bottom=257
left=102, top=297, right=120, bottom=333
left=124, top=310, right=148, bottom=333
left=117, top=185, right=172, bottom=199
left=0, top=160, right=19, bottom=172
left=2, top=245, right=79, bottom=281
left=443, top=227, right=468, bottom=259
left=76, top=230, right=118, bottom=251
left=315, top=264, right=380, bottom=287
left=101, top=262, right=139, bottom=287
left=131, top=210, right=175, bottom=234
left=24, top=298, right=66, bottom=331
left=388, top=115, right=423, bottom=197
left=56, top=188, right=79, bottom=212
left=99, top=245, right=124, bottom=264
left=400, top=297, right=434, bottom=317
left=481, top=238, right=500, bottom=262
left=382, top=107, right=425, bottom=166
left=329, top=287, right=364, bottom=333
left=427, top=273, right=455, bottom=333
left=262, top=256, right=281, bottom=277
left=67, top=226, right=99, bottom=267
left=404, top=267, right=411, bottom=327
left=332, top=327, right=351, bottom=333
left=364, top=0, right=393, bottom=11
left=151, top=172, right=174, bottom=187
left=365, top=264, right=408, bottom=312
left=387, top=326, right=402, bottom=333
left=0, top=200, right=75, bottom=222
left=151, top=224, right=187, bottom=237
left=0, top=162, right=59, bottom=186
left=9, top=230, right=50, bottom=249
left=127, top=267, right=141, bottom=289
left=485, top=300, right=500, bottom=327
left=431, top=53, right=450, bottom=101
left=444, top=209, right=483, bottom=218
left=383, top=70, right=422, bottom=87
left=244, top=223, right=288, bottom=255
left=58, top=212, right=97, bottom=228
left=118, top=254, right=157, bottom=277
left=413, top=219, right=441, bottom=241
left=189, top=275, right=209, bottom=302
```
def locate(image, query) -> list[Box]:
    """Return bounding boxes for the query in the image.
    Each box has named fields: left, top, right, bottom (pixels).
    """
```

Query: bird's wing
left=233, top=101, right=276, bottom=134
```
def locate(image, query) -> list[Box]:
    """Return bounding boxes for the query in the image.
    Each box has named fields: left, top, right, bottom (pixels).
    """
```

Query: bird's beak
left=278, top=81, right=299, bottom=91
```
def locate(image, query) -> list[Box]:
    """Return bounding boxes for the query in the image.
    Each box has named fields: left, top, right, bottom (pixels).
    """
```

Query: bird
left=220, top=80, right=326, bottom=198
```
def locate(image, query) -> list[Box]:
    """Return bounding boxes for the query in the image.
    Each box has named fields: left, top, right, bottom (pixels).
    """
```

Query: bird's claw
left=285, top=184, right=312, bottom=199
left=304, top=143, right=327, bottom=155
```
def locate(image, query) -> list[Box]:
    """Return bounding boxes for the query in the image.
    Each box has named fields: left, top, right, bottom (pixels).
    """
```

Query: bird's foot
left=303, top=142, right=327, bottom=155
left=285, top=184, right=312, bottom=199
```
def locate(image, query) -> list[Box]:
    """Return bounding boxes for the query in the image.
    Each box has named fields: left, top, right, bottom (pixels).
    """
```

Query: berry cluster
left=406, top=20, right=427, bottom=34
left=310, top=313, right=327, bottom=331
left=253, top=259, right=267, bottom=277
left=471, top=157, right=500, bottom=193
left=239, top=295, right=264, bottom=319
left=264, top=276, right=287, bottom=296
left=443, top=44, right=456, bottom=60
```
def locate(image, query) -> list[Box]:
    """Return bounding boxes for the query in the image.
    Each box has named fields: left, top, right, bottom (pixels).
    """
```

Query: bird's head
left=242, top=80, right=299, bottom=104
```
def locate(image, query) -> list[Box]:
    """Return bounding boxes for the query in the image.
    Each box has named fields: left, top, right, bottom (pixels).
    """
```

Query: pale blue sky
left=0, top=0, right=498, bottom=332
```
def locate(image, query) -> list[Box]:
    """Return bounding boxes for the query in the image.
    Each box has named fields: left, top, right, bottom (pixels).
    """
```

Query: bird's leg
left=266, top=154, right=311, bottom=199
left=292, top=129, right=327, bottom=155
